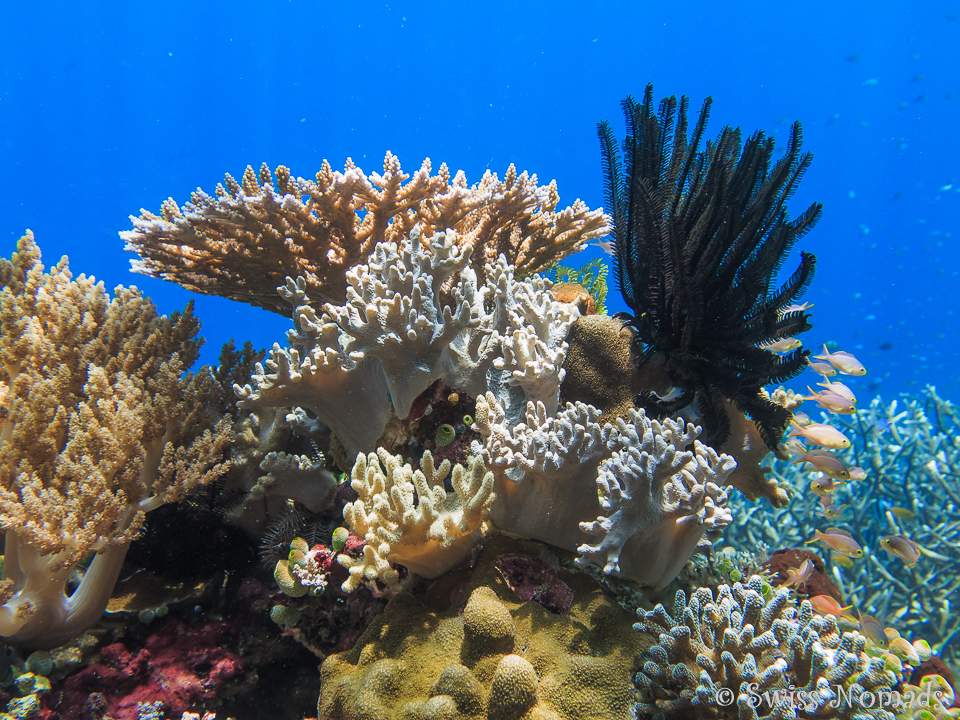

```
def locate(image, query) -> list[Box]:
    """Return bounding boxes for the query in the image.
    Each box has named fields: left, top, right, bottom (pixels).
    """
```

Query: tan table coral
left=319, top=537, right=647, bottom=720
left=122, top=154, right=609, bottom=314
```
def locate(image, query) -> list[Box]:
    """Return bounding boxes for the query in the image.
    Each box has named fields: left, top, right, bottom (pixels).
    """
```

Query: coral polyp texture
left=634, top=575, right=900, bottom=720
left=0, top=232, right=233, bottom=649
left=318, top=537, right=647, bottom=720
left=121, top=153, right=610, bottom=314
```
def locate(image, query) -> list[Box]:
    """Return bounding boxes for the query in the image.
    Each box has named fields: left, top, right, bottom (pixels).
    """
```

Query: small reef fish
left=809, top=595, right=857, bottom=622
left=813, top=344, right=867, bottom=376
left=847, top=466, right=867, bottom=482
left=780, top=559, right=815, bottom=588
left=808, top=360, right=838, bottom=377
left=890, top=506, right=916, bottom=520
left=816, top=379, right=857, bottom=404
left=858, top=612, right=889, bottom=649
left=592, top=240, right=615, bottom=255
left=810, top=477, right=844, bottom=497
left=789, top=422, right=852, bottom=449
left=879, top=535, right=921, bottom=566
left=790, top=444, right=851, bottom=480
left=818, top=501, right=849, bottom=520
left=801, top=386, right=856, bottom=414
left=792, top=411, right=812, bottom=426
left=761, top=337, right=802, bottom=353
left=806, top=528, right=864, bottom=558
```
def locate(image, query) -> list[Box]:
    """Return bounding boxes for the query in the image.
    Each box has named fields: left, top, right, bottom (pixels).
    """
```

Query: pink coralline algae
left=492, top=553, right=574, bottom=614
left=43, top=617, right=248, bottom=720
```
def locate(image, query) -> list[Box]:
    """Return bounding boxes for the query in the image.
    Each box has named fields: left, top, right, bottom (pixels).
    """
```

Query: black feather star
left=598, top=85, right=822, bottom=450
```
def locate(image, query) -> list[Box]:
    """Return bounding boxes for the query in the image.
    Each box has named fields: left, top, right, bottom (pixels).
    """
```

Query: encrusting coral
left=0, top=232, right=233, bottom=649
left=122, top=153, right=609, bottom=314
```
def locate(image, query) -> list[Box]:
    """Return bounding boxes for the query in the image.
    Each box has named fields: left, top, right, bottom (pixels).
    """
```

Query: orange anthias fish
left=809, top=594, right=857, bottom=622
left=813, top=344, right=867, bottom=376
left=801, top=387, right=856, bottom=415
left=808, top=360, right=838, bottom=377
left=789, top=421, right=852, bottom=449
left=761, top=337, right=803, bottom=353
left=810, top=477, right=845, bottom=497
left=790, top=444, right=851, bottom=480
left=847, top=466, right=868, bottom=482
left=806, top=528, right=864, bottom=558
left=879, top=535, right=921, bottom=566
left=781, top=559, right=815, bottom=588
left=816, top=379, right=857, bottom=404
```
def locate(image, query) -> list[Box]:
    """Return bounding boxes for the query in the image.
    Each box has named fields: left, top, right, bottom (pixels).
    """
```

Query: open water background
left=2, top=1, right=958, bottom=401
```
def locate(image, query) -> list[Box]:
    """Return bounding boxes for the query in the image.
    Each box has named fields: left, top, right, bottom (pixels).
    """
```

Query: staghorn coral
left=319, top=536, right=647, bottom=720
left=0, top=232, right=233, bottom=649
left=339, top=448, right=495, bottom=592
left=122, top=154, right=610, bottom=314
left=724, top=386, right=960, bottom=674
left=634, top=575, right=901, bottom=719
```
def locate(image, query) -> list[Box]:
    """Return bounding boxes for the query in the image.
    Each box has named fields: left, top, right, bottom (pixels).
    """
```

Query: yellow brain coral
left=319, top=537, right=646, bottom=720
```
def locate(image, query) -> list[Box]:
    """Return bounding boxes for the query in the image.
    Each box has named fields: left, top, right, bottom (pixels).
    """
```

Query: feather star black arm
left=598, top=85, right=823, bottom=450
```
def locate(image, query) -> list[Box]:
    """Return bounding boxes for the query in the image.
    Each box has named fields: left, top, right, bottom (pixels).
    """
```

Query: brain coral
left=318, top=536, right=647, bottom=720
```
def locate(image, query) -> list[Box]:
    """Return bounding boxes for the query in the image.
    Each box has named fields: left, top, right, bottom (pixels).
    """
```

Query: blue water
left=2, top=1, right=958, bottom=401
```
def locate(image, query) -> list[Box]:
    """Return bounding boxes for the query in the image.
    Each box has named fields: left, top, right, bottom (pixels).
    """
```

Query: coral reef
left=634, top=575, right=900, bottom=719
left=762, top=548, right=841, bottom=603
left=724, top=387, right=960, bottom=672
left=122, top=154, right=609, bottom=314
left=339, top=448, right=496, bottom=591
left=0, top=233, right=233, bottom=649
left=598, top=84, right=820, bottom=450
left=318, top=536, right=647, bottom=720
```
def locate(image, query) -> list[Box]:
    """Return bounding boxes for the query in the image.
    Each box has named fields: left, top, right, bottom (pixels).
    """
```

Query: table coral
left=122, top=154, right=609, bottom=314
left=318, top=537, right=647, bottom=720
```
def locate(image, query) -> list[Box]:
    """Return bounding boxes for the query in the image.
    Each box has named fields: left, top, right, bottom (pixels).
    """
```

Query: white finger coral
left=576, top=410, right=735, bottom=590
left=339, top=448, right=495, bottom=592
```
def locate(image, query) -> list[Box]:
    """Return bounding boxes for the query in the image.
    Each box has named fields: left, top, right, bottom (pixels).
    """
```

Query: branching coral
left=724, top=387, right=960, bottom=673
left=339, top=448, right=495, bottom=592
left=599, top=84, right=821, bottom=450
left=0, top=232, right=233, bottom=649
left=122, top=154, right=609, bottom=314
left=635, top=575, right=899, bottom=719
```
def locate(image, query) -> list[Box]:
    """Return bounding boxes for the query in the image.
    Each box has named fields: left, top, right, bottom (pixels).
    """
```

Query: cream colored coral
left=0, top=232, right=232, bottom=648
left=339, top=448, right=495, bottom=592
left=122, top=154, right=610, bottom=315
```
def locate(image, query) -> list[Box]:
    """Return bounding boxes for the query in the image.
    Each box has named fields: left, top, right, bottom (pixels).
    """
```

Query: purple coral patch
left=493, top=553, right=574, bottom=614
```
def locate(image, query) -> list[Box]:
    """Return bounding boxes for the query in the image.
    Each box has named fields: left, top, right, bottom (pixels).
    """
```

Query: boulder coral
left=318, top=537, right=647, bottom=720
